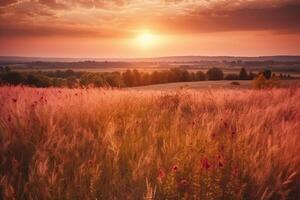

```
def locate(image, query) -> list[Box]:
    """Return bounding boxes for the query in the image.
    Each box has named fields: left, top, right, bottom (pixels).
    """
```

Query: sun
left=136, top=31, right=156, bottom=48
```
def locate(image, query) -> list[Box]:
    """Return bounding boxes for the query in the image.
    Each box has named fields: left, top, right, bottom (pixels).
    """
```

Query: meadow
left=0, top=86, right=299, bottom=199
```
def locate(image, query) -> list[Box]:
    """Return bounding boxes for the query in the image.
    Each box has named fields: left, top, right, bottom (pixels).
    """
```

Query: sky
left=0, top=0, right=300, bottom=58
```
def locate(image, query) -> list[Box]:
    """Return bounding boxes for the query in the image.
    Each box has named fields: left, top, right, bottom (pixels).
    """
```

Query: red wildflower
left=88, top=160, right=93, bottom=166
left=202, top=158, right=211, bottom=170
left=158, top=169, right=166, bottom=179
left=172, top=164, right=179, bottom=172
left=75, top=93, right=78, bottom=96
left=224, top=122, right=228, bottom=128
left=233, top=169, right=238, bottom=176
left=218, top=160, right=224, bottom=168
left=12, top=158, right=18, bottom=168
left=179, top=179, right=188, bottom=187
left=7, top=115, right=11, bottom=122
left=12, top=98, right=17, bottom=103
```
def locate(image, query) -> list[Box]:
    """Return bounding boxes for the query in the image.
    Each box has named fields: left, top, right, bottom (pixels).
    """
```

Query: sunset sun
left=136, top=31, right=157, bottom=48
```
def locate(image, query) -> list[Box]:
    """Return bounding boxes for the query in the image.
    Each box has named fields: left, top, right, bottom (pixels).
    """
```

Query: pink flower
left=224, top=122, right=228, bottom=128
left=202, top=158, right=211, bottom=170
left=233, top=169, right=238, bottom=176
left=218, top=161, right=224, bottom=168
left=179, top=179, right=188, bottom=187
left=159, top=169, right=166, bottom=178
left=88, top=160, right=93, bottom=166
left=172, top=165, right=179, bottom=172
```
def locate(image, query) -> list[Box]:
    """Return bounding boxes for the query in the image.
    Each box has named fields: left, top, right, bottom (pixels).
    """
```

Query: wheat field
left=0, top=86, right=299, bottom=199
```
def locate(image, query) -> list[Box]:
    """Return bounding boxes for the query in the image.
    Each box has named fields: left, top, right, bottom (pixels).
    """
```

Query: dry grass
left=0, top=86, right=299, bottom=199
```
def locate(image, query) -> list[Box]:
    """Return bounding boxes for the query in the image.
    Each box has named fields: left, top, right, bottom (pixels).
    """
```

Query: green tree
left=206, top=68, right=224, bottom=80
left=26, top=73, right=51, bottom=87
left=2, top=72, right=26, bottom=85
left=67, top=76, right=77, bottom=88
left=263, top=69, right=272, bottom=79
left=239, top=68, right=248, bottom=80
left=195, top=71, right=206, bottom=81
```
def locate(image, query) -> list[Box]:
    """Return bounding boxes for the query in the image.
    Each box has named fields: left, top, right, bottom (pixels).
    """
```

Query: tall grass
left=0, top=86, right=299, bottom=199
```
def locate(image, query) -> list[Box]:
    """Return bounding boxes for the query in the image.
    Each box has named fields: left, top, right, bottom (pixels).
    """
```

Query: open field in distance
left=132, top=80, right=300, bottom=90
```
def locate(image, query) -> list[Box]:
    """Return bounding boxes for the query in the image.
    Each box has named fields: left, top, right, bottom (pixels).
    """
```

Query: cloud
left=0, top=0, right=18, bottom=7
left=155, top=2, right=300, bottom=34
left=38, top=0, right=70, bottom=10
left=0, top=0, right=299, bottom=39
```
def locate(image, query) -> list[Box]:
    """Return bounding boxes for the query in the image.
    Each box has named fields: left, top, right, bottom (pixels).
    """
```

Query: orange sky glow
left=0, top=0, right=300, bottom=58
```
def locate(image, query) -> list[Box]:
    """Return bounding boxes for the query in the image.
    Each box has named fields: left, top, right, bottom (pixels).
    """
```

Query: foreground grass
left=0, top=86, right=299, bottom=199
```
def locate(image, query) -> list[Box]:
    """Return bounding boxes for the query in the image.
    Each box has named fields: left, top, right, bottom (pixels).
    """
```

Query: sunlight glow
left=136, top=31, right=156, bottom=48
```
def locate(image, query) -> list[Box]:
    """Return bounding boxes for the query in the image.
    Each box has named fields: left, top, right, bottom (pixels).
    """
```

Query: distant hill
left=1, top=55, right=300, bottom=64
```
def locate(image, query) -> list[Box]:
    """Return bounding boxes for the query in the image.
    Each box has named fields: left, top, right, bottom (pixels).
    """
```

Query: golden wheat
left=0, top=86, right=299, bottom=199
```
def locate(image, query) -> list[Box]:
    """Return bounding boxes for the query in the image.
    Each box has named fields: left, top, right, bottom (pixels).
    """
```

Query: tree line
left=0, top=66, right=291, bottom=88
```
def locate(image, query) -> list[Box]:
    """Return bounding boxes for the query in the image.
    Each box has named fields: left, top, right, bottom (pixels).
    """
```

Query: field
left=0, top=86, right=299, bottom=199
left=133, top=80, right=300, bottom=90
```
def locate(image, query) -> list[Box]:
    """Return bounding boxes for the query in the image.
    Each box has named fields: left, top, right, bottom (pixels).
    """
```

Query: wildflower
left=7, top=115, right=11, bottom=122
left=157, top=169, right=166, bottom=183
left=75, top=93, right=78, bottom=96
left=179, top=179, right=188, bottom=187
left=12, top=98, right=17, bottom=103
left=218, top=160, right=224, bottom=168
left=232, top=131, right=236, bottom=136
left=233, top=169, right=238, bottom=176
left=12, top=158, right=18, bottom=169
left=202, top=158, right=211, bottom=170
left=172, top=164, right=179, bottom=172
left=88, top=160, right=93, bottom=166
left=224, top=122, right=228, bottom=128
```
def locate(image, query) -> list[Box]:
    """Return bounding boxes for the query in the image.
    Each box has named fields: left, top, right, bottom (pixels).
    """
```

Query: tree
left=26, top=73, right=51, bottom=87
left=5, top=66, right=11, bottom=73
left=263, top=69, right=272, bottom=79
left=122, top=70, right=135, bottom=87
left=181, top=70, right=191, bottom=82
left=52, top=78, right=66, bottom=87
left=2, top=72, right=26, bottom=85
left=195, top=71, right=206, bottom=81
left=67, top=76, right=77, bottom=88
left=206, top=68, right=224, bottom=80
left=239, top=68, right=248, bottom=80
